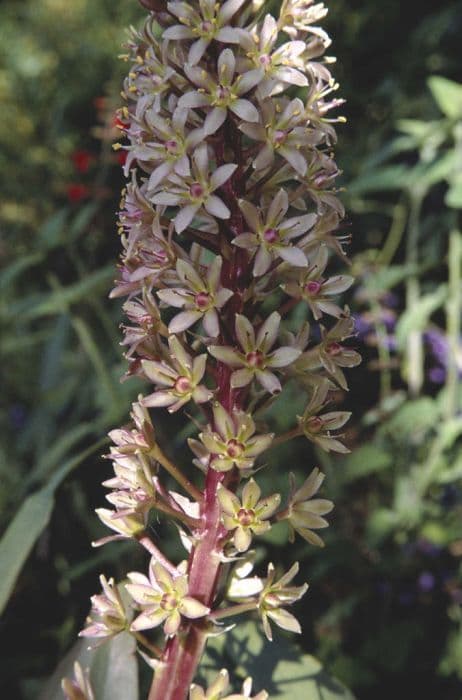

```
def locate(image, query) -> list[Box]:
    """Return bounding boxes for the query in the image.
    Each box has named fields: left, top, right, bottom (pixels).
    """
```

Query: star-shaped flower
left=132, top=106, right=204, bottom=191
left=240, top=14, right=308, bottom=97
left=218, top=479, right=281, bottom=552
left=209, top=312, right=301, bottom=393
left=157, top=256, right=233, bottom=337
left=150, top=144, right=237, bottom=232
left=240, top=97, right=315, bottom=175
left=233, top=189, right=315, bottom=276
left=141, top=335, right=212, bottom=412
left=297, top=315, right=361, bottom=390
left=164, top=0, right=247, bottom=65
left=297, top=383, right=351, bottom=453
left=126, top=559, right=210, bottom=636
left=179, top=49, right=263, bottom=135
left=284, top=468, right=334, bottom=546
left=258, top=562, right=308, bottom=641
left=189, top=402, right=273, bottom=472
left=79, top=575, right=127, bottom=643
left=282, top=245, right=353, bottom=320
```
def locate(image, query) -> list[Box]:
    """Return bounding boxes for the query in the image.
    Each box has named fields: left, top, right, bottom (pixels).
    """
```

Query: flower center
left=326, top=342, right=342, bottom=356
left=226, top=438, right=245, bottom=458
left=165, top=139, right=179, bottom=153
left=274, top=130, right=287, bottom=145
left=201, top=20, right=213, bottom=33
left=216, top=85, right=231, bottom=102
left=246, top=350, right=265, bottom=368
left=259, top=53, right=271, bottom=68
left=306, top=416, right=324, bottom=433
left=263, top=228, right=279, bottom=244
left=305, top=280, right=322, bottom=295
left=174, top=376, right=192, bottom=394
left=189, top=182, right=204, bottom=199
left=237, top=508, right=255, bottom=527
left=160, top=592, right=178, bottom=611
left=195, top=291, right=211, bottom=310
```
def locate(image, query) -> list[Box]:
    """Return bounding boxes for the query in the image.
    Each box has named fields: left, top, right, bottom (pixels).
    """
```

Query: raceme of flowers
left=75, top=1, right=358, bottom=698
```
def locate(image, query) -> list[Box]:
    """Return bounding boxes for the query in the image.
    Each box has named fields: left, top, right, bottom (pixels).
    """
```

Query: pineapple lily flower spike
left=69, top=1, right=359, bottom=698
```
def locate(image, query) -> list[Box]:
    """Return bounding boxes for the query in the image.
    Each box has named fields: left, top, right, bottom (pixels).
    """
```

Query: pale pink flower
left=126, top=559, right=210, bottom=636
left=218, top=479, right=280, bottom=552
left=233, top=189, right=315, bottom=276
left=179, top=48, right=263, bottom=135
left=141, top=335, right=212, bottom=412
left=209, top=312, right=301, bottom=393
left=189, top=402, right=273, bottom=472
left=157, top=256, right=233, bottom=337
left=150, top=144, right=237, bottom=232
left=164, top=0, right=247, bottom=65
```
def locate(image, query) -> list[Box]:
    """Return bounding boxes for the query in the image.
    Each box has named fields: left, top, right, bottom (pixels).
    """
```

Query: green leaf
left=7, top=266, right=113, bottom=320
left=91, top=631, right=139, bottom=700
left=0, top=252, right=44, bottom=291
left=446, top=173, right=462, bottom=209
left=348, top=165, right=410, bottom=195
left=38, top=633, right=138, bottom=700
left=0, top=488, right=54, bottom=616
left=395, top=285, right=447, bottom=347
left=202, top=620, right=355, bottom=699
left=428, top=76, right=462, bottom=119
left=0, top=438, right=107, bottom=614
left=382, top=397, right=437, bottom=439
left=341, top=444, right=393, bottom=483
left=362, top=264, right=418, bottom=294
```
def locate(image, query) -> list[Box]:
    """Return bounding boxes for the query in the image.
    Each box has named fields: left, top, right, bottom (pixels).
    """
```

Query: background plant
left=0, top=0, right=461, bottom=699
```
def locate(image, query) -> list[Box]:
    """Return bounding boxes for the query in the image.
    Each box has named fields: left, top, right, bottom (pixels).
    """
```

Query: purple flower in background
left=417, top=571, right=435, bottom=593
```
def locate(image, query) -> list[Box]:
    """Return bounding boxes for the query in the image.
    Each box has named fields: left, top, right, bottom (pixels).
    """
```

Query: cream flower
left=179, top=48, right=263, bottom=135
left=126, top=559, right=210, bottom=636
left=233, top=189, right=315, bottom=276
left=141, top=335, right=212, bottom=412
left=209, top=312, right=301, bottom=394
left=150, top=144, right=237, bottom=232
left=218, top=479, right=281, bottom=552
left=79, top=575, right=127, bottom=643
left=164, top=0, right=247, bottom=65
left=157, top=256, right=233, bottom=337
left=258, top=562, right=308, bottom=641
left=189, top=402, right=273, bottom=472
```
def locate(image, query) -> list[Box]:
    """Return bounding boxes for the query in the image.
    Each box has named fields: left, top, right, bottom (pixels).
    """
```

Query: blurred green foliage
left=1, top=0, right=462, bottom=698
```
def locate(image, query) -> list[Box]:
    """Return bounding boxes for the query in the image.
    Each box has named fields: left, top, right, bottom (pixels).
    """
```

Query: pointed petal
left=188, top=38, right=210, bottom=65
left=230, top=99, right=259, bottom=122
left=205, top=194, right=231, bottom=219
left=169, top=310, right=202, bottom=333
left=175, top=204, right=200, bottom=233
left=256, top=369, right=281, bottom=394
left=210, top=163, right=238, bottom=191
left=256, top=311, right=280, bottom=351
left=235, top=314, right=255, bottom=352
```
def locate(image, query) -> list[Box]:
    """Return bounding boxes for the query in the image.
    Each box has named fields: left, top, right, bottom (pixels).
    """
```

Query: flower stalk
left=74, top=1, right=358, bottom=698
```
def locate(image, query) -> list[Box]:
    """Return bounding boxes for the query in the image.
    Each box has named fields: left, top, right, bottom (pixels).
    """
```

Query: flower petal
left=205, top=194, right=231, bottom=219
left=230, top=99, right=259, bottom=122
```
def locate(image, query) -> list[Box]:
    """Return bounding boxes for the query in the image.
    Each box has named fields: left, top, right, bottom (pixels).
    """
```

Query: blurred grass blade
left=38, top=633, right=139, bottom=700
left=0, top=489, right=55, bottom=616
left=0, top=437, right=107, bottom=615
left=7, top=266, right=113, bottom=320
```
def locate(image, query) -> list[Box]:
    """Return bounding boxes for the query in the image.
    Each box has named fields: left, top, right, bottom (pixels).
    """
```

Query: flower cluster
left=80, top=0, right=358, bottom=697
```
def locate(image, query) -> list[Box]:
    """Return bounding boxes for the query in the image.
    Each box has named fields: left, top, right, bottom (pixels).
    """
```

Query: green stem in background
left=152, top=445, right=203, bottom=503
left=371, top=298, right=393, bottom=401
left=405, top=190, right=424, bottom=396
left=444, top=228, right=462, bottom=420
left=378, top=197, right=408, bottom=267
